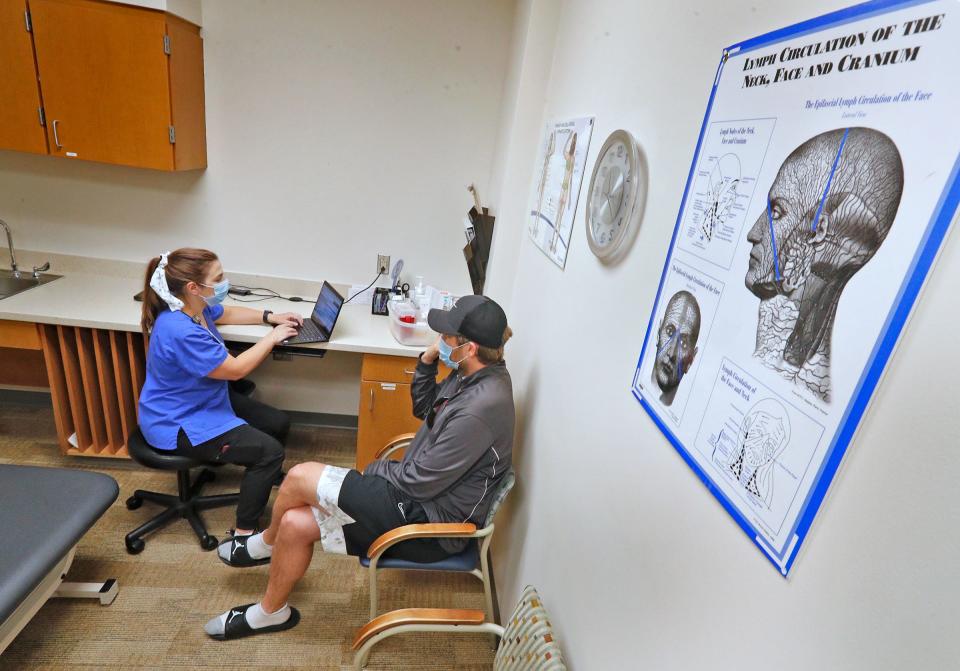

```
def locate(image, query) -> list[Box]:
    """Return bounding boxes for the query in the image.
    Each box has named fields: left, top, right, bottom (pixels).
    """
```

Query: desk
left=0, top=270, right=435, bottom=468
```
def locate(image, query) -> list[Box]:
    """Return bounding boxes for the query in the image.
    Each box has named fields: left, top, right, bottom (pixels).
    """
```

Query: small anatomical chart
left=677, top=118, right=776, bottom=270
left=643, top=260, right=723, bottom=424
left=527, top=117, right=595, bottom=268
left=694, top=359, right=825, bottom=549
left=630, top=0, right=960, bottom=575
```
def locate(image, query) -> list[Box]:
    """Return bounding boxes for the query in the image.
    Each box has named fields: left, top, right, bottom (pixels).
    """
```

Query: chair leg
left=133, top=490, right=179, bottom=507
left=192, top=493, right=241, bottom=512
left=125, top=507, right=180, bottom=545
left=369, top=559, right=379, bottom=620
left=126, top=467, right=239, bottom=554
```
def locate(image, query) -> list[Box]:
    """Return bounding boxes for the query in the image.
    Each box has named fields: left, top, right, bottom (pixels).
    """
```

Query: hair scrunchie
left=149, top=252, right=184, bottom=311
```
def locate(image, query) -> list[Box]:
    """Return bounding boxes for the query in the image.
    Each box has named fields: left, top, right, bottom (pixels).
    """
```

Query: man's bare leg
left=262, top=462, right=327, bottom=546
left=261, top=506, right=322, bottom=613
left=217, top=462, right=327, bottom=566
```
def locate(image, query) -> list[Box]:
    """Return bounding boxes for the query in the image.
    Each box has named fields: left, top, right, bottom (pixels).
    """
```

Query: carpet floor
left=0, top=401, right=494, bottom=670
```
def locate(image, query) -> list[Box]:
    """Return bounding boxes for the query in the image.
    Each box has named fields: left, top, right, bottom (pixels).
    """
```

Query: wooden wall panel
left=93, top=329, right=123, bottom=451
left=74, top=327, right=108, bottom=453
left=110, top=330, right=136, bottom=444
left=40, top=325, right=74, bottom=453
left=56, top=325, right=92, bottom=451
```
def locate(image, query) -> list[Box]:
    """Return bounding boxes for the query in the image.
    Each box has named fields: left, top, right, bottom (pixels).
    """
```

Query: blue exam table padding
left=0, top=465, right=118, bottom=623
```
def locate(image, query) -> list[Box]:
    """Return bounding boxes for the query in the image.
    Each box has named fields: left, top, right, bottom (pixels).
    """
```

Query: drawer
left=361, top=353, right=451, bottom=383
left=0, top=320, right=41, bottom=350
left=362, top=353, right=419, bottom=383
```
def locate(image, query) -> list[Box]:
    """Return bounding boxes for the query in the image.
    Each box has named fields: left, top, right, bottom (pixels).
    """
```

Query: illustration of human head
left=744, top=127, right=903, bottom=401
left=651, top=290, right=701, bottom=405
left=730, top=399, right=791, bottom=506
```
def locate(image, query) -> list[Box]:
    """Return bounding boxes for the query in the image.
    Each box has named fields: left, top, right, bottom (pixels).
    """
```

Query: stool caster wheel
left=200, top=535, right=218, bottom=551
left=126, top=496, right=143, bottom=510
left=126, top=538, right=145, bottom=554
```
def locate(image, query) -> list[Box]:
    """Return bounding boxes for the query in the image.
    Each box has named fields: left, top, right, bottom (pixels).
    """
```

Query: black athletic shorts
left=337, top=470, right=451, bottom=563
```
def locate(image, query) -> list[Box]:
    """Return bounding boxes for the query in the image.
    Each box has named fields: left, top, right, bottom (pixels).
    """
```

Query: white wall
left=0, top=0, right=515, bottom=298
left=488, top=1, right=960, bottom=669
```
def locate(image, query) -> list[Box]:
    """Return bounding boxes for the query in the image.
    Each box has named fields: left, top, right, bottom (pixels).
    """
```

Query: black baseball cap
left=427, top=295, right=508, bottom=348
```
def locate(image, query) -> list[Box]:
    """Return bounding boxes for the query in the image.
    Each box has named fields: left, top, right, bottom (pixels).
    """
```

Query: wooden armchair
left=360, top=433, right=517, bottom=624
left=351, top=585, right=566, bottom=670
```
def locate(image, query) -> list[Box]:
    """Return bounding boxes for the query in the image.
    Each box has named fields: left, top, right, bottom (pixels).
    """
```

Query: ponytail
left=140, top=248, right=220, bottom=333
left=141, top=256, right=166, bottom=334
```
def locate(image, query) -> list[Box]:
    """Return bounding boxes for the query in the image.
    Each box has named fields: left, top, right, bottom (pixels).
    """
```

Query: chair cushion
left=359, top=541, right=479, bottom=572
left=127, top=428, right=206, bottom=471
left=0, top=465, right=118, bottom=622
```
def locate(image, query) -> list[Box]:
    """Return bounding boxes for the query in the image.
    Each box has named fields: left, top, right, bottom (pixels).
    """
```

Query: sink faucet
left=0, top=219, right=19, bottom=278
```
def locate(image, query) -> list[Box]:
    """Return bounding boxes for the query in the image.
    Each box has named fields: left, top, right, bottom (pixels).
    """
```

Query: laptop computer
left=282, top=281, right=345, bottom=345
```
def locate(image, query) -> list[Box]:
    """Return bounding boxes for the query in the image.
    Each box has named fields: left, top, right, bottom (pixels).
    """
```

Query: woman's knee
left=258, top=434, right=285, bottom=466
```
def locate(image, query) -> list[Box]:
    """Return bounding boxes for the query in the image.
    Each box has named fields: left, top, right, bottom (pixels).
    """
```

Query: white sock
left=246, top=532, right=272, bottom=559
left=217, top=531, right=272, bottom=562
left=245, top=602, right=290, bottom=629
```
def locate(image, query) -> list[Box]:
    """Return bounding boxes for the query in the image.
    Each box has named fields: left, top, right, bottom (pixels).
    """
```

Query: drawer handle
left=52, top=119, right=62, bottom=149
left=403, top=369, right=415, bottom=375
left=369, top=388, right=374, bottom=412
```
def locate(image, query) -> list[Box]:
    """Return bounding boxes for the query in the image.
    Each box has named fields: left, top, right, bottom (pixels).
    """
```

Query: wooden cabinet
left=355, top=353, right=450, bottom=471
left=0, top=320, right=48, bottom=387
left=0, top=1, right=48, bottom=155
left=0, top=0, right=206, bottom=170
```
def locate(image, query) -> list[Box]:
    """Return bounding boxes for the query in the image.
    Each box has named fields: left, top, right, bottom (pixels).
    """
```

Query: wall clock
left=585, top=129, right=646, bottom=260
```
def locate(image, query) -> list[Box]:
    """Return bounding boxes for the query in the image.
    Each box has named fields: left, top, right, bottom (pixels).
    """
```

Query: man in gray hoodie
left=205, top=295, right=514, bottom=640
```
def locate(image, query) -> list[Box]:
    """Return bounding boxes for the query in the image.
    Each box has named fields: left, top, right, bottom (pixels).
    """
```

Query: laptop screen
left=311, top=281, right=345, bottom=337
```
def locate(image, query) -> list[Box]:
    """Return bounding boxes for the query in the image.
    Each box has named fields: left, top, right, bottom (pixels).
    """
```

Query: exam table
left=0, top=464, right=119, bottom=653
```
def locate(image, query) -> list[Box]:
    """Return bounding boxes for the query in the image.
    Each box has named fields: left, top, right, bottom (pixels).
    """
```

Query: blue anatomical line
left=656, top=331, right=685, bottom=380
left=811, top=127, right=850, bottom=233
left=767, top=199, right=782, bottom=282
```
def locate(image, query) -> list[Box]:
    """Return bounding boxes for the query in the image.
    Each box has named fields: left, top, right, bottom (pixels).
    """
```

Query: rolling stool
left=124, top=428, right=240, bottom=554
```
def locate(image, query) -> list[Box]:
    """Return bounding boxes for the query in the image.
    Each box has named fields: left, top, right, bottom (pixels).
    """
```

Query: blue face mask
left=201, top=278, right=230, bottom=307
left=438, top=339, right=469, bottom=369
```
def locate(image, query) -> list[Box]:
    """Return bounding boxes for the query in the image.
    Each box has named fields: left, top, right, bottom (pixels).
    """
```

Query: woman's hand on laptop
left=268, top=312, right=304, bottom=327
left=269, top=324, right=299, bottom=344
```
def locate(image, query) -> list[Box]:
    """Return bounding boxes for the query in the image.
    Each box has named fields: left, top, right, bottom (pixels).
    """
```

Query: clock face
left=586, top=130, right=645, bottom=260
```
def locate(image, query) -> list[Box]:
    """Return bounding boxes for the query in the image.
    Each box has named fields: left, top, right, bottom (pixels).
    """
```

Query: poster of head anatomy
left=527, top=116, right=595, bottom=268
left=631, top=0, right=960, bottom=575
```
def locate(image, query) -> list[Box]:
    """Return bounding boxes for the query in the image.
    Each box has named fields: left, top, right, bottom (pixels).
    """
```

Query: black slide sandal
left=210, top=603, right=301, bottom=641
left=218, top=535, right=272, bottom=567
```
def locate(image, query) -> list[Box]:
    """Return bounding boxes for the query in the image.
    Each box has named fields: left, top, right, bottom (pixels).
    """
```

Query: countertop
left=0, top=270, right=425, bottom=358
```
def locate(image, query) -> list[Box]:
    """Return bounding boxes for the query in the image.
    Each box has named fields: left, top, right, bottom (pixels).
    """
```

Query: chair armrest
left=375, top=432, right=417, bottom=461
left=367, top=522, right=477, bottom=559
left=352, top=607, right=486, bottom=650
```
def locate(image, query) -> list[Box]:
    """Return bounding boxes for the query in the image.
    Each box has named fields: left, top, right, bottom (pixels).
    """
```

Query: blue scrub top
left=138, top=304, right=245, bottom=450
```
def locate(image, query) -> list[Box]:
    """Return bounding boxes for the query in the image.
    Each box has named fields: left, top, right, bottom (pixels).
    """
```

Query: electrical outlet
left=377, top=254, right=390, bottom=275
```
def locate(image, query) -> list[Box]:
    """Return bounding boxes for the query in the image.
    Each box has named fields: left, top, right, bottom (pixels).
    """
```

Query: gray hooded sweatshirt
left=364, top=356, right=514, bottom=553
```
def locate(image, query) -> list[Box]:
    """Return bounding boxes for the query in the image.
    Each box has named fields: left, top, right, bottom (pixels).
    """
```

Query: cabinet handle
left=369, top=388, right=374, bottom=412
left=52, top=119, right=62, bottom=149
left=403, top=369, right=415, bottom=375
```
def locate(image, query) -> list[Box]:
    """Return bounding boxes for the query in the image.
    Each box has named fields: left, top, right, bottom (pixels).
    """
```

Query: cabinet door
left=0, top=0, right=48, bottom=154
left=29, top=0, right=174, bottom=169
left=356, top=381, right=424, bottom=471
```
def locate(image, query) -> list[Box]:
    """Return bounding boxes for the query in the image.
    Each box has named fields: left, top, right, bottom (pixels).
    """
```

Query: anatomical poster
left=527, top=116, right=595, bottom=268
left=631, top=0, right=960, bottom=575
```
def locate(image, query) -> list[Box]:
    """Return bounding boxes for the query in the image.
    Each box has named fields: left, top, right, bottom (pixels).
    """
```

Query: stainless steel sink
left=0, top=269, right=62, bottom=300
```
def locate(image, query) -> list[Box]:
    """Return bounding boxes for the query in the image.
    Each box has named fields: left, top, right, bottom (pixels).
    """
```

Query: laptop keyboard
left=284, top=319, right=324, bottom=344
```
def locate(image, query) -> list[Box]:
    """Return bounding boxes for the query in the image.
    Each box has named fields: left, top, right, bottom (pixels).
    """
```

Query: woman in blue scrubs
left=138, top=248, right=302, bottom=537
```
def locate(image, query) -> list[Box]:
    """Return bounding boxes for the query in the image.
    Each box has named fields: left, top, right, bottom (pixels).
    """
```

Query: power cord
left=344, top=272, right=383, bottom=304
left=228, top=285, right=315, bottom=303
